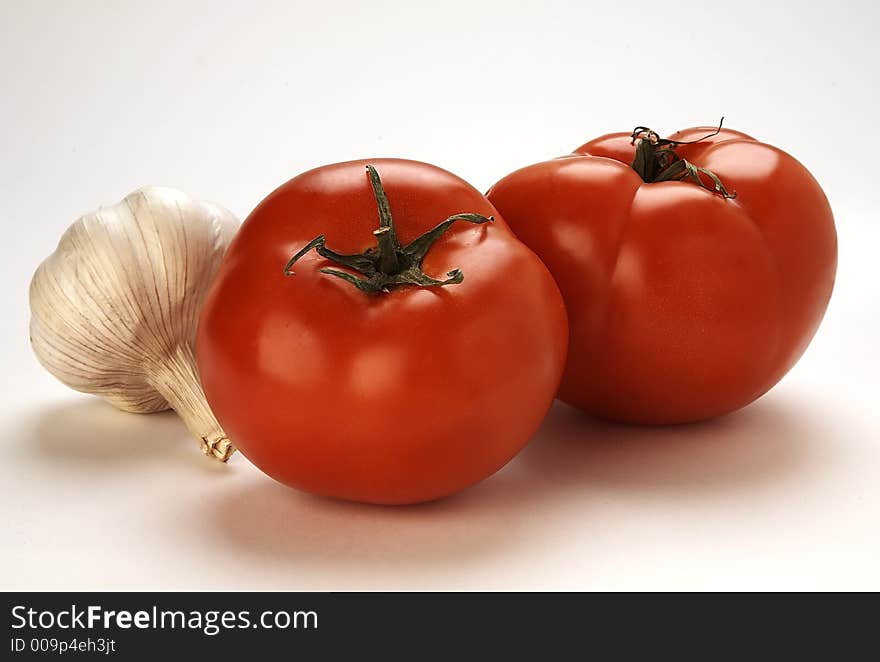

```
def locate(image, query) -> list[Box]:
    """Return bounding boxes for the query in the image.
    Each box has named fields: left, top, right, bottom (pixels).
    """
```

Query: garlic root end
left=202, top=436, right=237, bottom=462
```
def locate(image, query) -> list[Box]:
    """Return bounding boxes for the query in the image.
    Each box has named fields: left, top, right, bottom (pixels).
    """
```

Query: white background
left=2, top=0, right=878, bottom=590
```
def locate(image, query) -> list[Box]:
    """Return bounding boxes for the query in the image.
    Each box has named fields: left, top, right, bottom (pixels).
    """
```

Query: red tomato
left=487, top=124, right=837, bottom=423
left=197, top=159, right=568, bottom=504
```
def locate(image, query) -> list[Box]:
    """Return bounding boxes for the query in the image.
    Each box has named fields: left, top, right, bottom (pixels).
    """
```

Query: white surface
left=2, top=0, right=878, bottom=591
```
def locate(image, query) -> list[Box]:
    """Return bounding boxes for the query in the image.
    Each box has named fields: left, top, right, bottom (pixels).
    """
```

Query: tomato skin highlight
left=487, top=127, right=837, bottom=424
left=197, top=159, right=568, bottom=504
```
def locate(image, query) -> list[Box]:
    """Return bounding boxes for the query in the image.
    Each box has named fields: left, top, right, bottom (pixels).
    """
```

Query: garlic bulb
left=29, top=187, right=239, bottom=461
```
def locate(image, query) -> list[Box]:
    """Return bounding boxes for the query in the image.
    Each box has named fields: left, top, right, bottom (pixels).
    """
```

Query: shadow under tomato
left=517, top=396, right=817, bottom=494
left=200, top=392, right=821, bottom=582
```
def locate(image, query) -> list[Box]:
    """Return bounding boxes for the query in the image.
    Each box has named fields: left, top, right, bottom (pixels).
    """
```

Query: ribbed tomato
left=487, top=123, right=837, bottom=423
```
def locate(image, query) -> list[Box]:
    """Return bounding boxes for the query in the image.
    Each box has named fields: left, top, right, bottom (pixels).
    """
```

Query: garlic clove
left=29, top=186, right=239, bottom=462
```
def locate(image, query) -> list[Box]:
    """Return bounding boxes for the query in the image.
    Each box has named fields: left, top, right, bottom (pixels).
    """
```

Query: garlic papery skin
left=29, top=186, right=239, bottom=461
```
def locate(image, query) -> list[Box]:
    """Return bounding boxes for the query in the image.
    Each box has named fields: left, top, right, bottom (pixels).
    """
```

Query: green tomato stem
left=630, top=118, right=737, bottom=199
left=283, top=165, right=493, bottom=294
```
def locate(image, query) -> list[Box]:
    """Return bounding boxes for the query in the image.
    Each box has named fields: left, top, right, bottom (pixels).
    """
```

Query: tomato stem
left=630, top=118, right=737, bottom=199
left=283, top=165, right=494, bottom=294
left=366, top=165, right=403, bottom=273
